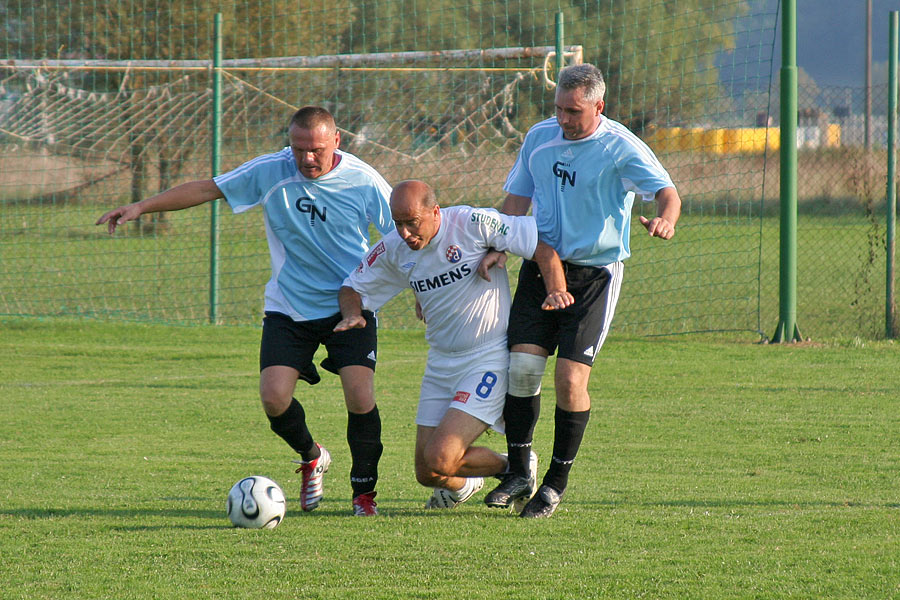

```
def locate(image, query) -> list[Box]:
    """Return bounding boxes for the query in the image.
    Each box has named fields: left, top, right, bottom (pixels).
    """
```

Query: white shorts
left=416, top=339, right=509, bottom=434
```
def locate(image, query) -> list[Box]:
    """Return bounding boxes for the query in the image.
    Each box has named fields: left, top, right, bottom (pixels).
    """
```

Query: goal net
left=0, top=46, right=581, bottom=325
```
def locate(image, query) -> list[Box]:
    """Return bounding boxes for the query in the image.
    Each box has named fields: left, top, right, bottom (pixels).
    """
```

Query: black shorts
left=259, top=311, right=378, bottom=384
left=507, top=259, right=623, bottom=366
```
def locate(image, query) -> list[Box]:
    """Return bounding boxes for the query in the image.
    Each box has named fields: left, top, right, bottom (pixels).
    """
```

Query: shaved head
left=290, top=106, right=336, bottom=134
left=391, top=180, right=436, bottom=211
left=390, top=180, right=440, bottom=251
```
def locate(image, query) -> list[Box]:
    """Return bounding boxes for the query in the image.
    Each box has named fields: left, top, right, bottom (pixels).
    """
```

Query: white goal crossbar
left=1, top=45, right=583, bottom=71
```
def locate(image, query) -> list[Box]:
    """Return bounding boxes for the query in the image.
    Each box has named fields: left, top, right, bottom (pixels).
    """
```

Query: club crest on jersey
left=453, top=391, right=470, bottom=404
left=445, top=245, right=462, bottom=263
left=366, top=241, right=386, bottom=266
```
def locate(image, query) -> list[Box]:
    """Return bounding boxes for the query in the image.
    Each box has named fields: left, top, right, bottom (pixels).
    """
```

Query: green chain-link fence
left=2, top=1, right=890, bottom=340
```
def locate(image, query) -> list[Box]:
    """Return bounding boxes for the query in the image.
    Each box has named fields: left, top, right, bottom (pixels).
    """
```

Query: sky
left=759, top=0, right=900, bottom=88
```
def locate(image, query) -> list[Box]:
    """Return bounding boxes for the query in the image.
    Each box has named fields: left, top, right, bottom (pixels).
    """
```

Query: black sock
left=267, top=398, right=318, bottom=461
left=503, top=393, right=541, bottom=477
left=542, top=406, right=590, bottom=493
left=347, top=406, right=383, bottom=497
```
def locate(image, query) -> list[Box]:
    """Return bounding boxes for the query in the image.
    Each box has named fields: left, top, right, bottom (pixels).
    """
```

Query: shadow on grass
left=1, top=507, right=224, bottom=520
left=3, top=496, right=897, bottom=524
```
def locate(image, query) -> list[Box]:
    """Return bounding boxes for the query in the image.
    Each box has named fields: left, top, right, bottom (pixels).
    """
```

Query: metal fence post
left=209, top=13, right=223, bottom=324
left=772, top=0, right=802, bottom=342
left=887, top=12, right=897, bottom=338
left=555, top=12, right=564, bottom=75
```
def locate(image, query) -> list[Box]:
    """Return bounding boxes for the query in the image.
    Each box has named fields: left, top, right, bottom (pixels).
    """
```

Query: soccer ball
left=226, top=476, right=286, bottom=529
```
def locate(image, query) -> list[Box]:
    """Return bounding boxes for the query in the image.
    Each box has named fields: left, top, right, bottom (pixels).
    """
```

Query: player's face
left=290, top=124, right=340, bottom=178
left=555, top=86, right=604, bottom=140
left=392, top=201, right=440, bottom=251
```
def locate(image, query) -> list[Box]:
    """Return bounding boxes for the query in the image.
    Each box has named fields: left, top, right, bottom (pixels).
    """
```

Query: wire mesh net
left=12, top=1, right=877, bottom=339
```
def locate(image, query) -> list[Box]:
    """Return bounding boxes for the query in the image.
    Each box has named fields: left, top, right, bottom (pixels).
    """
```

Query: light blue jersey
left=504, top=116, right=675, bottom=266
left=214, top=148, right=393, bottom=321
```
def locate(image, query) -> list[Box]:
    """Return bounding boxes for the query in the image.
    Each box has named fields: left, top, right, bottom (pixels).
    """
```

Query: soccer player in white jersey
left=96, top=106, right=393, bottom=516
left=334, top=180, right=572, bottom=509
left=482, top=63, right=683, bottom=518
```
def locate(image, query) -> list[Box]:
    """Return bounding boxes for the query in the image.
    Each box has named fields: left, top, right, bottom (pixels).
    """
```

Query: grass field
left=1, top=318, right=898, bottom=599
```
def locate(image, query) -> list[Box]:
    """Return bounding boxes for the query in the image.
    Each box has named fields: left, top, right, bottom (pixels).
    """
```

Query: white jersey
left=345, top=205, right=538, bottom=353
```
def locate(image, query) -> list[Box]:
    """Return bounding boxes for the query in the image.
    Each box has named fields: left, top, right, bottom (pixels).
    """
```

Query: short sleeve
left=343, top=238, right=407, bottom=312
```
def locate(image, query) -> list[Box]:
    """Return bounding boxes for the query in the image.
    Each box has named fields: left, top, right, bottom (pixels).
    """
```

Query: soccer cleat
left=352, top=491, right=379, bottom=516
left=484, top=450, right=538, bottom=511
left=424, top=477, right=484, bottom=509
left=293, top=443, right=331, bottom=512
left=519, top=484, right=563, bottom=518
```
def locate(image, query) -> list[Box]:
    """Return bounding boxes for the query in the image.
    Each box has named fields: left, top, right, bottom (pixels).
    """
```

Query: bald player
left=335, top=180, right=572, bottom=510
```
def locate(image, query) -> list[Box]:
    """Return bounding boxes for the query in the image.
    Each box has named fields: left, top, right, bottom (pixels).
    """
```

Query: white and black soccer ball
left=226, top=476, right=286, bottom=529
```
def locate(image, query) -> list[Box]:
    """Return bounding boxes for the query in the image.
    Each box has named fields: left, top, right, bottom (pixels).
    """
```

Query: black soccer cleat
left=519, top=484, right=563, bottom=518
left=484, top=474, right=535, bottom=510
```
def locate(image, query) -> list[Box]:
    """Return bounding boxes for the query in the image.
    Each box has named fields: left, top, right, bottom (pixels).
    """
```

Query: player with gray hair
left=482, top=62, right=682, bottom=518
left=557, top=62, right=606, bottom=103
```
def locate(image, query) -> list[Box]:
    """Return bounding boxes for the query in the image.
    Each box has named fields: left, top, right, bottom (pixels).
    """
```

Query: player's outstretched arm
left=532, top=241, right=573, bottom=310
left=334, top=286, right=368, bottom=331
left=638, top=186, right=681, bottom=240
left=96, top=179, right=223, bottom=234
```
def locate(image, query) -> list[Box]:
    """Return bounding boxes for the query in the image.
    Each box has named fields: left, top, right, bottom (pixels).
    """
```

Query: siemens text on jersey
left=409, top=264, right=472, bottom=293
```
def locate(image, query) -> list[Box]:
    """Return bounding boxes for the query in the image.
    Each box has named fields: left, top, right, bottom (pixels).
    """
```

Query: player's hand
left=414, top=300, right=426, bottom=323
left=477, top=249, right=508, bottom=281
left=638, top=215, right=675, bottom=240
left=541, top=290, right=574, bottom=310
left=96, top=203, right=142, bottom=234
left=333, top=314, right=367, bottom=332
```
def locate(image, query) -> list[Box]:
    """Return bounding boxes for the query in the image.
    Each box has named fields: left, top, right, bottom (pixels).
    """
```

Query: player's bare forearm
left=656, top=186, right=681, bottom=227
left=96, top=179, right=223, bottom=234
left=638, top=186, right=681, bottom=240
left=477, top=248, right=507, bottom=281
left=500, top=193, right=532, bottom=216
left=532, top=241, right=573, bottom=310
left=334, top=286, right=367, bottom=331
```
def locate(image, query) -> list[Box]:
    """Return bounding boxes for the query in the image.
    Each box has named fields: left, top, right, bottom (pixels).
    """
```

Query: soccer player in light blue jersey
left=482, top=63, right=682, bottom=518
left=97, top=107, right=393, bottom=516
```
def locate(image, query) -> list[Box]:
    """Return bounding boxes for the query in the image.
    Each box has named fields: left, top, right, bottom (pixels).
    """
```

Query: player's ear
left=596, top=100, right=605, bottom=115
left=334, top=130, right=341, bottom=148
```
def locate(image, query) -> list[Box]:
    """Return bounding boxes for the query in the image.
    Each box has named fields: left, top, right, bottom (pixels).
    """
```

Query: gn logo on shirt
left=552, top=161, right=576, bottom=190
left=295, top=197, right=327, bottom=225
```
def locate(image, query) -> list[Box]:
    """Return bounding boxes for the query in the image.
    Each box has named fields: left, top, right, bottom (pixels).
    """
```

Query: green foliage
left=1, top=0, right=352, bottom=60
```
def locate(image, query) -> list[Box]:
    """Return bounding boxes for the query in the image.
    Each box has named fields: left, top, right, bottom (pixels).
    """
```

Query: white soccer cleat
left=425, top=477, right=484, bottom=509
left=293, top=443, right=331, bottom=512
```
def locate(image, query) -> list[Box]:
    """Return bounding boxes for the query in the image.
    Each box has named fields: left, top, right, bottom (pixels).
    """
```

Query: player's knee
left=508, top=352, right=548, bottom=397
left=422, top=444, right=460, bottom=479
left=259, top=381, right=293, bottom=416
left=415, top=464, right=440, bottom=487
